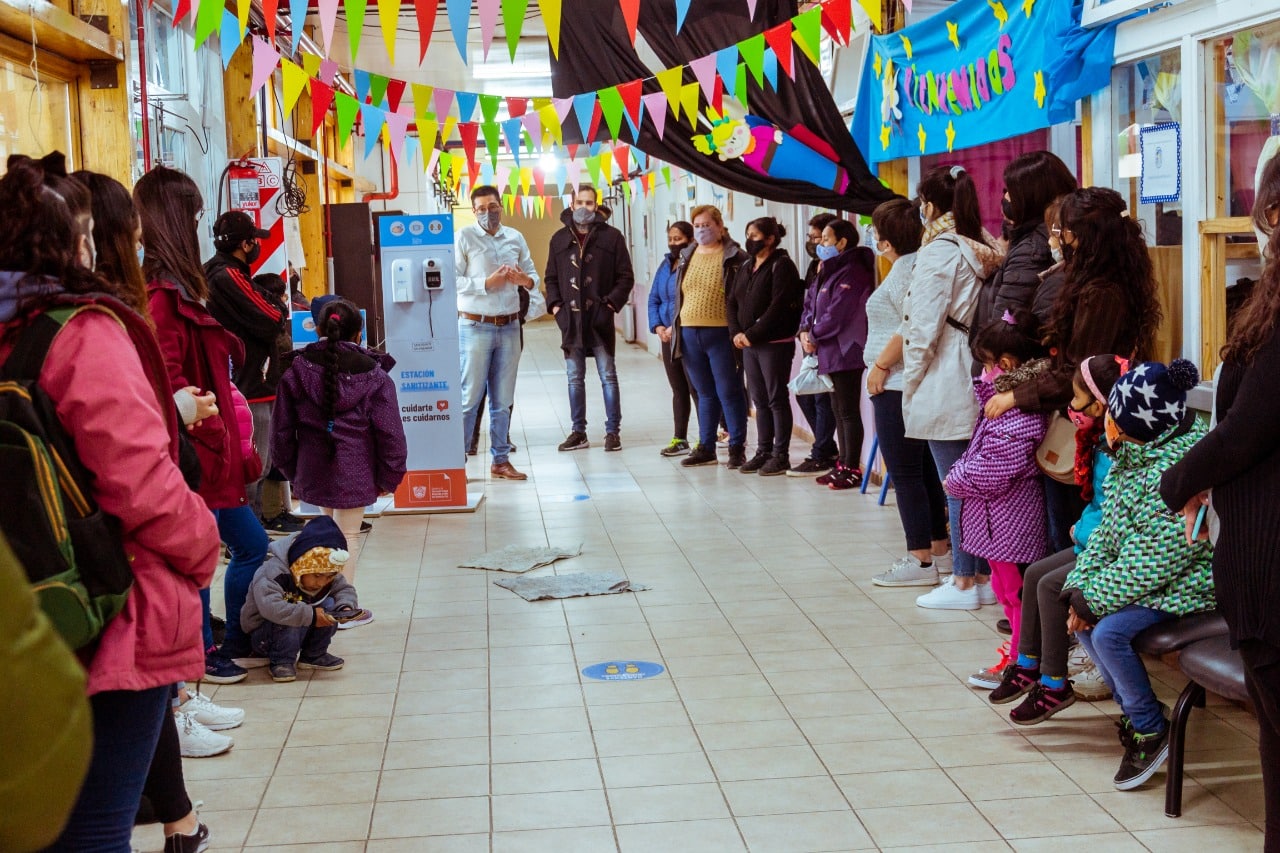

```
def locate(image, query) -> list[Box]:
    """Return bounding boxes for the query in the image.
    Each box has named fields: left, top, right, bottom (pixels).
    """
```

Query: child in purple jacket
left=271, top=298, right=407, bottom=594
left=945, top=311, right=1050, bottom=675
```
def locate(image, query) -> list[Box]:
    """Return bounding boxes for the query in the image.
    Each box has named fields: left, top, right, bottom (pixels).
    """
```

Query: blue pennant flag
left=573, top=93, right=597, bottom=140
left=219, top=10, right=240, bottom=69
left=763, top=49, right=778, bottom=91
left=502, top=118, right=524, bottom=163
left=455, top=91, right=479, bottom=122
left=353, top=69, right=370, bottom=104
left=446, top=0, right=470, bottom=63
left=360, top=103, right=385, bottom=160
left=717, top=47, right=739, bottom=99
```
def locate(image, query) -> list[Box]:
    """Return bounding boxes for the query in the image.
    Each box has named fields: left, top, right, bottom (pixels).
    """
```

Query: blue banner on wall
left=852, top=0, right=1117, bottom=164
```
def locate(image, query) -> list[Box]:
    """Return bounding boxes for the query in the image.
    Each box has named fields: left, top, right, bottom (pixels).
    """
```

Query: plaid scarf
left=921, top=211, right=956, bottom=245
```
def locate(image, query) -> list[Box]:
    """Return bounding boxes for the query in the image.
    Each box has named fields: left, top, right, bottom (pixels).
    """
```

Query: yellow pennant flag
left=656, top=66, right=684, bottom=121
left=538, top=104, right=563, bottom=145
left=411, top=83, right=434, bottom=122
left=679, top=82, right=701, bottom=128
left=519, top=166, right=533, bottom=195
left=441, top=116, right=459, bottom=146
left=302, top=52, right=322, bottom=79
left=600, top=149, right=613, bottom=182
left=281, top=59, right=309, bottom=115
left=236, top=0, right=251, bottom=36
left=539, top=0, right=562, bottom=58
left=858, top=0, right=882, bottom=32
left=418, top=118, right=440, bottom=152
left=378, top=0, right=402, bottom=63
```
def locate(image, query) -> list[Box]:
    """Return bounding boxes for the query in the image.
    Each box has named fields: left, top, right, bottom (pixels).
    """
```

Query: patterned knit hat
left=1107, top=359, right=1199, bottom=442
left=288, top=516, right=349, bottom=580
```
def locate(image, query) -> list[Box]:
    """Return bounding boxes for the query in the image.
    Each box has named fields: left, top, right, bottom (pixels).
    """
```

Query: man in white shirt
left=455, top=185, right=539, bottom=480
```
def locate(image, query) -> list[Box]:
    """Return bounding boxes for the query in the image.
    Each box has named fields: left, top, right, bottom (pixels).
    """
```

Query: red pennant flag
left=567, top=144, right=579, bottom=159
left=616, top=145, right=630, bottom=179
left=821, top=0, right=852, bottom=46
left=712, top=74, right=724, bottom=114
left=310, top=80, right=335, bottom=137
left=617, top=79, right=643, bottom=128
left=458, top=122, right=480, bottom=173
left=619, top=0, right=640, bottom=44
left=415, top=0, right=438, bottom=61
left=587, top=101, right=603, bottom=144
left=764, top=22, right=794, bottom=78
left=386, top=79, right=407, bottom=113
left=172, top=0, right=192, bottom=24
left=507, top=97, right=528, bottom=117
left=534, top=168, right=545, bottom=195
left=262, top=0, right=279, bottom=39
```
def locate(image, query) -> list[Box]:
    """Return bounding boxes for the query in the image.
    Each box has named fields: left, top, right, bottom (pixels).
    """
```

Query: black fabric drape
left=550, top=0, right=899, bottom=214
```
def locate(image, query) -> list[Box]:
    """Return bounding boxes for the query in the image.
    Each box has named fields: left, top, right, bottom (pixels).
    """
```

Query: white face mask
left=1050, top=246, right=1063, bottom=264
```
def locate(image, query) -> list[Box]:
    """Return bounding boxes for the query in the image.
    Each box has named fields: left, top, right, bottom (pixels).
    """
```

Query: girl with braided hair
left=271, top=297, right=406, bottom=599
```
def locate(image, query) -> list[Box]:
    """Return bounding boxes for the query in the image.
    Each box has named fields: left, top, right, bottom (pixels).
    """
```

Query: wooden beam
left=74, top=0, right=129, bottom=182
left=223, top=40, right=259, bottom=158
left=1198, top=216, right=1253, bottom=376
left=0, top=0, right=121, bottom=62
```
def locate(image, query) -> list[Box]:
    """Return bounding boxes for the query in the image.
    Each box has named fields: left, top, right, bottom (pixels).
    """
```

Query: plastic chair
left=860, top=435, right=892, bottom=506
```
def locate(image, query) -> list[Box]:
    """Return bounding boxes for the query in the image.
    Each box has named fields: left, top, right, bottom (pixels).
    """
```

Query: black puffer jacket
left=972, top=223, right=1054, bottom=334
left=726, top=249, right=804, bottom=344
left=544, top=209, right=635, bottom=356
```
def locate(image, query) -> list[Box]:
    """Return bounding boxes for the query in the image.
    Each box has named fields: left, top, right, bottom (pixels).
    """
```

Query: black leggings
left=661, top=337, right=696, bottom=440
left=743, top=341, right=795, bottom=456
left=138, top=689, right=192, bottom=825
left=827, top=368, right=865, bottom=469
left=1017, top=548, right=1077, bottom=678
left=1240, top=640, right=1280, bottom=852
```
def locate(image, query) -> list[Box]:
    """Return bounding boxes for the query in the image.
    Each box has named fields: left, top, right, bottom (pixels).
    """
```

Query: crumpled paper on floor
left=494, top=572, right=650, bottom=601
left=457, top=543, right=583, bottom=573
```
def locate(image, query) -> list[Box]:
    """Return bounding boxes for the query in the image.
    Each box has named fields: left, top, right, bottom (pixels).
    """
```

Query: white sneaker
left=976, top=582, right=998, bottom=606
left=872, top=556, right=940, bottom=587
left=177, top=690, right=245, bottom=731
left=915, top=576, right=980, bottom=611
left=933, top=552, right=953, bottom=575
left=177, top=711, right=234, bottom=758
left=1068, top=646, right=1113, bottom=701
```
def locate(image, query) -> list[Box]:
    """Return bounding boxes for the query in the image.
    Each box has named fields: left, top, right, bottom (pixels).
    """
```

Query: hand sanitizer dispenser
left=391, top=259, right=413, bottom=302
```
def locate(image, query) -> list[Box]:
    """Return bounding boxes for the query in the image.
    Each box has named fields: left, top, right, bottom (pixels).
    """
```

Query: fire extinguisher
left=227, top=160, right=261, bottom=212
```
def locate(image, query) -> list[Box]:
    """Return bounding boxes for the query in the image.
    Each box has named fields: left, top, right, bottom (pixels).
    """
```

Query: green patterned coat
left=1063, top=419, right=1215, bottom=624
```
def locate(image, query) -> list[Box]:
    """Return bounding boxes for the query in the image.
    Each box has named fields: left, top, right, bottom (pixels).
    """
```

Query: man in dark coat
left=545, top=185, right=635, bottom=452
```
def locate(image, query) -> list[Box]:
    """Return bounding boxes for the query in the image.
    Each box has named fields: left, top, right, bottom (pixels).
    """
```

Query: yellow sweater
left=678, top=250, right=726, bottom=327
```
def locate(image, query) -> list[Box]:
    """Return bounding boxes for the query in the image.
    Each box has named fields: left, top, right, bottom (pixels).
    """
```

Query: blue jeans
left=203, top=505, right=269, bottom=653
left=459, top=318, right=521, bottom=464
left=796, top=392, right=838, bottom=461
left=873, top=392, right=948, bottom=551
left=52, top=686, right=170, bottom=851
left=1077, top=605, right=1173, bottom=734
left=566, top=345, right=621, bottom=434
left=251, top=619, right=338, bottom=665
left=928, top=439, right=985, bottom=579
left=680, top=326, right=747, bottom=448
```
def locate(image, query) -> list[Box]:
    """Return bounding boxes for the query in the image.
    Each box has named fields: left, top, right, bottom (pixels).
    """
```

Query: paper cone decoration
left=641, top=92, right=668, bottom=139
left=281, top=59, right=309, bottom=115
left=478, top=0, right=500, bottom=58
left=345, top=0, right=368, bottom=62
left=377, top=0, right=401, bottom=62
left=502, top=0, right=529, bottom=59
left=540, top=0, right=562, bottom=57
left=310, top=80, right=335, bottom=137
left=619, top=0, right=640, bottom=44
left=415, top=0, right=438, bottom=61
left=447, top=0, right=471, bottom=61
left=764, top=22, right=794, bottom=78
left=250, top=37, right=280, bottom=98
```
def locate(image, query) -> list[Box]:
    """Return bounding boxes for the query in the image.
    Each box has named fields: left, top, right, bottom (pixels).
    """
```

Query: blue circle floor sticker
left=582, top=661, right=665, bottom=681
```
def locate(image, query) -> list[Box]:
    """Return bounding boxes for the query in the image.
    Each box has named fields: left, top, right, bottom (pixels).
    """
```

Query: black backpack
left=0, top=306, right=133, bottom=649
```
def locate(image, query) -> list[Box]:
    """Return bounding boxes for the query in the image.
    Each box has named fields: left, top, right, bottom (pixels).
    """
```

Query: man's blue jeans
left=566, top=345, right=621, bottom=435
left=251, top=619, right=338, bottom=665
left=680, top=326, right=747, bottom=448
left=797, top=392, right=838, bottom=461
left=204, top=504, right=269, bottom=653
left=460, top=319, right=521, bottom=464
left=1077, top=604, right=1173, bottom=734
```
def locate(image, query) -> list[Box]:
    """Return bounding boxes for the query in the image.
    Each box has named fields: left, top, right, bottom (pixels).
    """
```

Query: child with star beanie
left=1056, top=359, right=1215, bottom=791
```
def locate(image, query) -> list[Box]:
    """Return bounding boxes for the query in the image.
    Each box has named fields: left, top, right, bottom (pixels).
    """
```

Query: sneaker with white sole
left=915, top=576, right=980, bottom=610
left=176, top=711, right=234, bottom=758
left=872, top=555, right=940, bottom=588
left=976, top=582, right=998, bottom=606
left=932, top=552, right=953, bottom=575
left=1067, top=646, right=1113, bottom=701
left=968, top=642, right=1012, bottom=689
left=177, top=691, right=244, bottom=731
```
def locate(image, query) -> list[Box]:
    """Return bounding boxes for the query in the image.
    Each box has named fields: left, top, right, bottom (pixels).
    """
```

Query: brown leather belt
left=458, top=311, right=520, bottom=326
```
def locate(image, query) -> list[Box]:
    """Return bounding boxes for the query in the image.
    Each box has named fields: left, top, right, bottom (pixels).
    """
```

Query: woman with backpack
left=135, top=167, right=269, bottom=684
left=0, top=155, right=219, bottom=851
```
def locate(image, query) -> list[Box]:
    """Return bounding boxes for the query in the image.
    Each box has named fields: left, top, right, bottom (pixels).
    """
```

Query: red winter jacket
left=0, top=298, right=219, bottom=693
left=147, top=276, right=251, bottom=509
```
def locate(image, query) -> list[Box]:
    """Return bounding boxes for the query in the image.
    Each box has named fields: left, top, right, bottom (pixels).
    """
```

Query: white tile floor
left=135, top=322, right=1267, bottom=852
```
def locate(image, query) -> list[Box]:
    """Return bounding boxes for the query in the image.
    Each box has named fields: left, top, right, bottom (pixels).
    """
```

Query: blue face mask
left=137, top=246, right=145, bottom=266
left=815, top=243, right=840, bottom=262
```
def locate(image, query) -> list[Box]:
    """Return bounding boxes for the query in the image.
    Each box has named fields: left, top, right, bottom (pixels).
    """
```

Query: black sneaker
left=739, top=451, right=770, bottom=473
left=204, top=652, right=247, bottom=685
left=269, top=661, right=297, bottom=683
left=759, top=455, right=790, bottom=476
left=210, top=614, right=226, bottom=647
left=164, top=821, right=210, bottom=853
left=261, top=512, right=306, bottom=534
left=298, top=652, right=345, bottom=671
left=828, top=465, right=863, bottom=490
left=1114, top=725, right=1170, bottom=790
left=1009, top=681, right=1076, bottom=725
left=996, top=618, right=1013, bottom=635
left=681, top=445, right=718, bottom=466
left=660, top=438, right=691, bottom=457
left=787, top=457, right=834, bottom=477
left=988, top=664, right=1039, bottom=704
left=558, top=431, right=590, bottom=451
left=727, top=444, right=747, bottom=469
left=604, top=433, right=621, bottom=452
left=467, top=443, right=478, bottom=456
left=360, top=520, right=372, bottom=533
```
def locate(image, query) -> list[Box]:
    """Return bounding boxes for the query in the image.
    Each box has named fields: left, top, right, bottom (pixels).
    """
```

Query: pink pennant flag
left=317, top=0, right=340, bottom=54
left=641, top=91, right=668, bottom=139
left=425, top=147, right=441, bottom=176
left=746, top=0, right=758, bottom=17
left=688, top=54, right=718, bottom=101
left=433, top=88, right=455, bottom=119
left=566, top=159, right=583, bottom=191
left=319, top=59, right=339, bottom=86
left=520, top=112, right=542, bottom=144
left=384, top=109, right=411, bottom=159
left=552, top=97, right=574, bottom=124
left=250, top=37, right=280, bottom=98
left=477, top=0, right=500, bottom=58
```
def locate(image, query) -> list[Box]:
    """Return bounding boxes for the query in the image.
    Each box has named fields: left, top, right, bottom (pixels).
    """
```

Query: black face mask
left=745, top=238, right=767, bottom=256
left=667, top=242, right=685, bottom=257
left=1001, top=197, right=1015, bottom=223
left=244, top=242, right=262, bottom=265
left=805, top=240, right=818, bottom=259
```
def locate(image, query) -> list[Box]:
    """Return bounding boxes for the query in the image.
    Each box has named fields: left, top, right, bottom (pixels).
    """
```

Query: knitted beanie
left=288, top=516, right=349, bottom=579
left=1107, top=359, right=1199, bottom=442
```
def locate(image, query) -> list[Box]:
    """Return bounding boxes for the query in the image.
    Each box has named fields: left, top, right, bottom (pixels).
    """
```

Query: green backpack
left=0, top=306, right=133, bottom=648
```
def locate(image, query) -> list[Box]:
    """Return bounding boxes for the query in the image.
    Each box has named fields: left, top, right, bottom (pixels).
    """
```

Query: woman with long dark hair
left=135, top=166, right=268, bottom=683
left=728, top=215, right=804, bottom=475
left=648, top=220, right=697, bottom=456
left=1161, top=154, right=1280, bottom=851
left=985, top=187, right=1162, bottom=551
left=904, top=165, right=1005, bottom=610
left=0, top=155, right=219, bottom=851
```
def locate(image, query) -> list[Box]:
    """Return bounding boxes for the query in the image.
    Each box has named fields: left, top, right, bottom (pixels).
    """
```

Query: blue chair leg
left=879, top=472, right=892, bottom=506
left=861, top=436, right=878, bottom=495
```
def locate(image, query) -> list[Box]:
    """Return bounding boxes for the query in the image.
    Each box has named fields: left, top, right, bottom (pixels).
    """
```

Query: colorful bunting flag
left=674, top=0, right=692, bottom=32
left=369, top=73, right=390, bottom=107
left=345, top=0, right=367, bottom=63
left=502, top=118, right=523, bottom=159
left=289, top=0, right=307, bottom=53
left=434, top=88, right=455, bottom=120
left=302, top=53, right=322, bottom=79
left=763, top=43, right=779, bottom=89
left=480, top=93, right=502, bottom=123
left=679, top=82, right=701, bottom=127
left=310, top=80, right=335, bottom=137
left=456, top=91, right=478, bottom=122
left=739, top=33, right=766, bottom=87
left=716, top=47, right=739, bottom=95
left=250, top=37, right=280, bottom=99
left=194, top=0, right=222, bottom=48
left=764, top=21, right=794, bottom=78
left=792, top=5, right=822, bottom=64
left=446, top=0, right=470, bottom=62
left=281, top=59, right=309, bottom=115
left=539, top=104, right=563, bottom=144
left=641, top=91, right=668, bottom=139
left=319, top=59, right=339, bottom=86
left=261, top=0, right=278, bottom=40
left=458, top=122, right=480, bottom=171
left=617, top=79, right=643, bottom=128
left=507, top=97, right=528, bottom=117
left=619, top=0, right=640, bottom=44
left=318, top=0, right=339, bottom=55
left=235, top=0, right=250, bottom=38
left=573, top=92, right=596, bottom=140
left=600, top=149, right=613, bottom=182
left=377, top=0, right=401, bottom=62
left=539, top=0, right=562, bottom=58
left=386, top=79, right=407, bottom=112
left=414, top=0, right=438, bottom=61
left=502, top=0, right=529, bottom=59
left=656, top=66, right=684, bottom=121
left=418, top=117, right=440, bottom=151
left=689, top=54, right=718, bottom=100
left=478, top=0, right=500, bottom=58
left=219, top=10, right=240, bottom=69
left=858, top=0, right=881, bottom=32
left=360, top=103, right=386, bottom=159
left=597, top=86, right=625, bottom=141
left=520, top=111, right=543, bottom=145
left=616, top=144, right=630, bottom=179
left=821, top=0, right=853, bottom=45
left=481, top=121, right=502, bottom=163
left=335, top=91, right=360, bottom=148
left=385, top=110, right=410, bottom=158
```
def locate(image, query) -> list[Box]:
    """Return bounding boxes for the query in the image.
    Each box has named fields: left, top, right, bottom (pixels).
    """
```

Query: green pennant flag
left=662, top=165, right=672, bottom=188
left=656, top=66, right=685, bottom=121
left=597, top=86, right=625, bottom=141
left=439, top=151, right=452, bottom=182
left=792, top=5, right=822, bottom=67
left=586, top=154, right=602, bottom=187
left=336, top=91, right=360, bottom=148
left=621, top=179, right=632, bottom=204
left=736, top=63, right=749, bottom=112
left=502, top=0, right=529, bottom=59
left=194, top=0, right=223, bottom=48
left=480, top=94, right=502, bottom=124
left=481, top=121, right=502, bottom=163
left=345, top=0, right=368, bottom=63
left=369, top=73, right=390, bottom=107
left=739, top=33, right=766, bottom=87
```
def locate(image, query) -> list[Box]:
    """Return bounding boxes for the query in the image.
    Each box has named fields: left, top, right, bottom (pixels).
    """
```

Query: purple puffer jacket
left=946, top=376, right=1049, bottom=564
left=807, top=246, right=875, bottom=375
left=271, top=341, right=408, bottom=509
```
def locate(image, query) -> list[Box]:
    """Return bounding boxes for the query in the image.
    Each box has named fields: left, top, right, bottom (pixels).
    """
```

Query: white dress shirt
left=454, top=223, right=540, bottom=317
